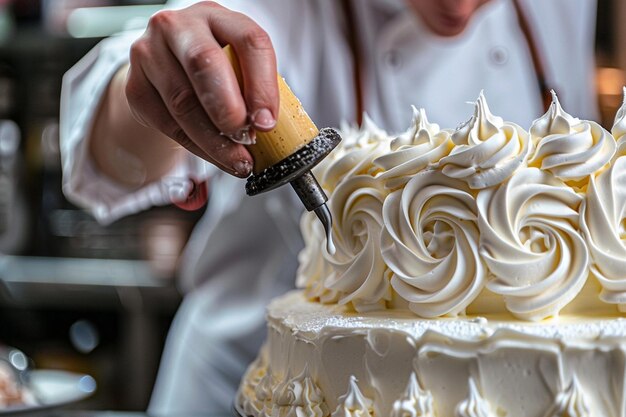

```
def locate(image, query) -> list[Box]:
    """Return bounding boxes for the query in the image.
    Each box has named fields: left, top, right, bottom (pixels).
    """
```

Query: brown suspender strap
left=512, top=0, right=552, bottom=112
left=340, top=0, right=364, bottom=125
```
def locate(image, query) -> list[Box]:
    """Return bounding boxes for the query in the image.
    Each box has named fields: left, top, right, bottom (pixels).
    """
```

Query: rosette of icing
left=271, top=366, right=329, bottom=417
left=580, top=152, right=626, bottom=307
left=545, top=376, right=592, bottom=417
left=528, top=91, right=616, bottom=183
left=455, top=378, right=495, bottom=417
left=325, top=174, right=391, bottom=312
left=611, top=87, right=626, bottom=160
left=236, top=356, right=268, bottom=416
left=374, top=106, right=453, bottom=189
left=439, top=91, right=530, bottom=189
left=477, top=168, right=589, bottom=321
left=319, top=115, right=390, bottom=194
left=390, top=372, right=435, bottom=417
left=381, top=169, right=485, bottom=318
left=331, top=376, right=374, bottom=417
left=297, top=211, right=339, bottom=304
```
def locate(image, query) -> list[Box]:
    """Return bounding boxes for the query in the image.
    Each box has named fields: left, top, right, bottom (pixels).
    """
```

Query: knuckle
left=213, top=103, right=241, bottom=131
left=129, top=39, right=149, bottom=64
left=124, top=75, right=145, bottom=105
left=196, top=1, right=222, bottom=10
left=240, top=27, right=272, bottom=50
left=168, top=87, right=198, bottom=118
left=148, top=9, right=176, bottom=30
left=185, top=46, right=222, bottom=76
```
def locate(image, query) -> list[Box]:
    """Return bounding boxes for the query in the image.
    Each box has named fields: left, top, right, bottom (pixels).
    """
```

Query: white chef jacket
left=59, top=0, right=598, bottom=413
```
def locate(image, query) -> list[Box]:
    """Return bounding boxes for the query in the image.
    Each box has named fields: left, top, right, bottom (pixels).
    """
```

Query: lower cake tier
left=236, top=290, right=626, bottom=417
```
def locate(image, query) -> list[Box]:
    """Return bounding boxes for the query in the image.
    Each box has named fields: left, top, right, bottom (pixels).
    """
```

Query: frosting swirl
left=477, top=168, right=589, bottom=321
left=318, top=115, right=390, bottom=194
left=297, top=212, right=339, bottom=304
left=545, top=376, right=592, bottom=417
left=382, top=169, right=486, bottom=318
left=439, top=91, right=530, bottom=189
left=324, top=174, right=391, bottom=312
left=271, top=366, right=329, bottom=417
left=528, top=91, right=616, bottom=183
left=580, top=154, right=626, bottom=307
left=455, top=378, right=495, bottom=417
left=390, top=372, right=435, bottom=417
left=375, top=106, right=453, bottom=189
left=331, top=376, right=374, bottom=417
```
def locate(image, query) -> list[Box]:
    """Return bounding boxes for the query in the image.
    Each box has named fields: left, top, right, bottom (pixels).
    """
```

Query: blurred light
left=78, top=375, right=97, bottom=393
left=8, top=349, right=28, bottom=371
left=69, top=320, right=100, bottom=354
left=596, top=67, right=626, bottom=96
left=67, top=5, right=163, bottom=38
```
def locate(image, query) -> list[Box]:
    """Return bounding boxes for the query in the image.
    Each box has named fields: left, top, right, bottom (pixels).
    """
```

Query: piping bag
left=224, top=45, right=341, bottom=254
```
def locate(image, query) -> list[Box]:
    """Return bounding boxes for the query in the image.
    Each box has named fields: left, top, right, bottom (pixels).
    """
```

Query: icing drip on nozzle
left=314, top=204, right=336, bottom=255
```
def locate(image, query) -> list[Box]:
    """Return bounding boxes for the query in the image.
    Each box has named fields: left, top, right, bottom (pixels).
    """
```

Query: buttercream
left=544, top=376, right=592, bottom=417
left=331, top=376, right=374, bottom=417
left=271, top=366, right=329, bottom=417
left=375, top=106, right=453, bottom=189
left=455, top=378, right=495, bottom=417
left=580, top=154, right=626, bottom=308
left=324, top=174, right=391, bottom=312
left=381, top=169, right=485, bottom=317
left=477, top=167, right=589, bottom=321
left=390, top=373, right=435, bottom=417
left=439, top=91, right=530, bottom=189
left=529, top=91, right=616, bottom=183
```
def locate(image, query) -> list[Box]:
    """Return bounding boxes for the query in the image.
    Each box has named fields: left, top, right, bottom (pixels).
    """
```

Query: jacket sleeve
left=59, top=29, right=215, bottom=225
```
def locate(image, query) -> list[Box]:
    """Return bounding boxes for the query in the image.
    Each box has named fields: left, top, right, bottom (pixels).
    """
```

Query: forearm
left=88, top=64, right=184, bottom=188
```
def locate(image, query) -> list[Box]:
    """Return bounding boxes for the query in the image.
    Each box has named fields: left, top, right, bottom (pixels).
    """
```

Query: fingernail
left=251, top=108, right=276, bottom=130
left=222, top=126, right=256, bottom=145
left=233, top=159, right=252, bottom=177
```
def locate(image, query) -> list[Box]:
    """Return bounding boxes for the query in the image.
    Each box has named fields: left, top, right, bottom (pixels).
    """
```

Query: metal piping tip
left=314, top=203, right=335, bottom=255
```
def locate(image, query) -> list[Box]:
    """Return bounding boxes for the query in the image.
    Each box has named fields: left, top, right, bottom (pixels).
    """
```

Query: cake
left=236, top=90, right=626, bottom=417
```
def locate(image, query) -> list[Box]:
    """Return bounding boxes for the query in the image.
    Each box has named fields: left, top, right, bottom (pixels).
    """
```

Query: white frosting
left=390, top=373, right=435, bottom=417
left=375, top=106, right=453, bottom=189
left=237, top=291, right=625, bottom=417
left=324, top=174, right=391, bottom=312
left=477, top=167, right=589, bottom=321
left=331, top=376, right=374, bottom=417
left=439, top=91, right=530, bottom=189
left=318, top=115, right=390, bottom=194
left=455, top=378, right=495, bottom=417
left=381, top=169, right=486, bottom=318
left=580, top=154, right=626, bottom=307
left=545, top=376, right=592, bottom=417
left=271, top=366, right=329, bottom=417
left=529, top=91, right=616, bottom=183
left=297, top=211, right=340, bottom=304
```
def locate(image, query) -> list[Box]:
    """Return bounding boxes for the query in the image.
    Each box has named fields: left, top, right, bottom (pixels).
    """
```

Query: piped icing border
left=298, top=90, right=626, bottom=321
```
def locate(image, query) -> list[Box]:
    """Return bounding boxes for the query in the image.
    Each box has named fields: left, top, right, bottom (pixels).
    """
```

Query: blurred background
left=0, top=0, right=624, bottom=412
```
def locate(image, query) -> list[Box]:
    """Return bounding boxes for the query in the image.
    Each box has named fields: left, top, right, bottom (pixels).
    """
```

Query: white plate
left=0, top=370, right=96, bottom=415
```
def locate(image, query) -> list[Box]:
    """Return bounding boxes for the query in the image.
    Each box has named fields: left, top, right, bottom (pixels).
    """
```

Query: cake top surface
left=271, top=291, right=626, bottom=344
left=297, top=90, right=626, bottom=322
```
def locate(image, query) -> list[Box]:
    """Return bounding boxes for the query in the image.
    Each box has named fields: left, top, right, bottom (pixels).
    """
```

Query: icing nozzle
left=313, top=202, right=336, bottom=255
left=221, top=45, right=341, bottom=241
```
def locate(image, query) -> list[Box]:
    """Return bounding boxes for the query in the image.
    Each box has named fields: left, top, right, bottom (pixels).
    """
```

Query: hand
left=125, top=1, right=279, bottom=178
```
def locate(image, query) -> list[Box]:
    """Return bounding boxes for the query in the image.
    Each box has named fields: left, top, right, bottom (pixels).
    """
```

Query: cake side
left=237, top=290, right=626, bottom=417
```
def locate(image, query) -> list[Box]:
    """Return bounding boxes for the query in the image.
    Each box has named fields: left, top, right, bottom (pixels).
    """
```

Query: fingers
left=127, top=38, right=253, bottom=177
left=125, top=2, right=280, bottom=177
left=208, top=7, right=279, bottom=132
left=153, top=7, right=252, bottom=140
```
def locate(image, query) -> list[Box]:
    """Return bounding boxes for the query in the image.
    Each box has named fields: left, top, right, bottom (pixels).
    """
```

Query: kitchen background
left=0, top=0, right=624, bottom=412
